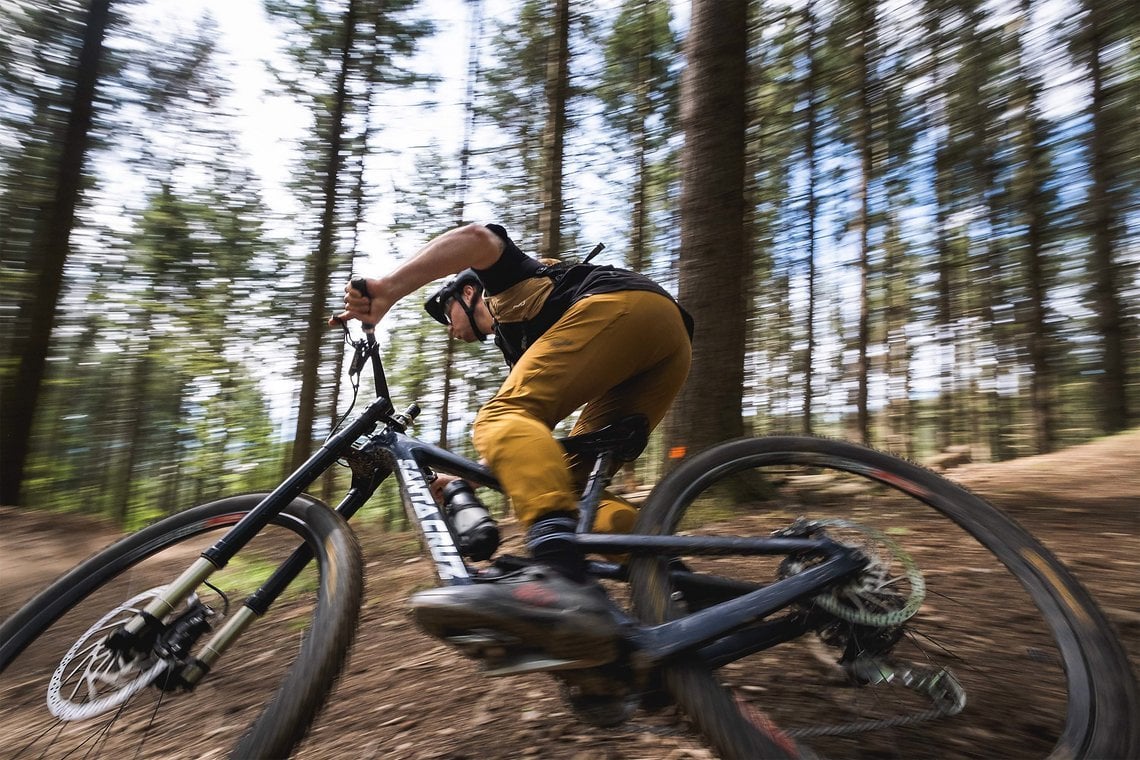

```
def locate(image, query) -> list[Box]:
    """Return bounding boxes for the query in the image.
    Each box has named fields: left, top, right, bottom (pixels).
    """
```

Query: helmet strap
left=457, top=289, right=488, bottom=342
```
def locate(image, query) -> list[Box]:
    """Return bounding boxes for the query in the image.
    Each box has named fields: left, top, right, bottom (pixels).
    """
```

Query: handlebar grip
left=350, top=277, right=375, bottom=332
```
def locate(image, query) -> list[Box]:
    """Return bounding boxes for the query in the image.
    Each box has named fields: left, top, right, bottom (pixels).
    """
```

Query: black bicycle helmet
left=424, top=268, right=488, bottom=341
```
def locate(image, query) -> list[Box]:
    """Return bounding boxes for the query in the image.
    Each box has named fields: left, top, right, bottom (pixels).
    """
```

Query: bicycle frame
left=114, top=331, right=866, bottom=685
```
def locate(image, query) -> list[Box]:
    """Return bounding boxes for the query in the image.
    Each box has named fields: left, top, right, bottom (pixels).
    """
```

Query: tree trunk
left=1016, top=0, right=1056, bottom=453
left=537, top=0, right=570, bottom=259
left=0, top=0, right=111, bottom=506
left=929, top=16, right=955, bottom=453
left=112, top=346, right=152, bottom=526
left=802, top=1, right=820, bottom=437
left=964, top=15, right=1000, bottom=462
left=852, top=0, right=874, bottom=445
left=1084, top=0, right=1128, bottom=433
left=439, top=337, right=455, bottom=449
left=628, top=0, right=653, bottom=272
left=668, top=0, right=749, bottom=461
left=291, top=0, right=357, bottom=471
left=1025, top=200, right=1053, bottom=454
left=320, top=335, right=348, bottom=504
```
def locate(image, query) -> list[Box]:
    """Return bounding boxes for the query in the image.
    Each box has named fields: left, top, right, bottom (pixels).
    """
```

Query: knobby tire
left=628, top=437, right=1139, bottom=760
left=0, top=494, right=364, bottom=760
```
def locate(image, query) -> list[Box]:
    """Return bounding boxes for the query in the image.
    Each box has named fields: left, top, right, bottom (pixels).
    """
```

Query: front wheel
left=629, top=437, right=1139, bottom=760
left=0, top=494, right=364, bottom=759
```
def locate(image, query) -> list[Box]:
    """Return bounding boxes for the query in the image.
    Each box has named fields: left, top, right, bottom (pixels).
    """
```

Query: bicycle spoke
left=0, top=496, right=362, bottom=760
left=628, top=437, right=1138, bottom=758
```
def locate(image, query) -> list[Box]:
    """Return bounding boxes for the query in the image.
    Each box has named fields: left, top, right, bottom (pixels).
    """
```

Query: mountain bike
left=1, top=312, right=1137, bottom=760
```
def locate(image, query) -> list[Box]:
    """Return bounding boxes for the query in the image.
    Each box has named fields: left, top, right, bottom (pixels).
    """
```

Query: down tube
left=390, top=435, right=475, bottom=586
left=243, top=479, right=383, bottom=617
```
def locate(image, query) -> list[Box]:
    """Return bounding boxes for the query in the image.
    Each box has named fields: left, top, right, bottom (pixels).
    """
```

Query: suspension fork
left=114, top=398, right=391, bottom=663
left=177, top=469, right=387, bottom=686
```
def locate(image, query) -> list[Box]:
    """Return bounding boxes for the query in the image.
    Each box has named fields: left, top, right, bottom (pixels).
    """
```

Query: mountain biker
left=332, top=222, right=692, bottom=664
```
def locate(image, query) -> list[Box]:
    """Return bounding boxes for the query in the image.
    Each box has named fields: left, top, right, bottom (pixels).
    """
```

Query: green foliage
left=6, top=4, right=289, bottom=523
left=595, top=0, right=680, bottom=276
left=597, top=0, right=678, bottom=139
left=3, top=0, right=1137, bottom=528
left=477, top=0, right=578, bottom=243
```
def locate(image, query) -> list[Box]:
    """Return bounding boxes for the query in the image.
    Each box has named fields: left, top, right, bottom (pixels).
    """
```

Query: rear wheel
left=0, top=494, right=364, bottom=759
left=629, top=437, right=1139, bottom=760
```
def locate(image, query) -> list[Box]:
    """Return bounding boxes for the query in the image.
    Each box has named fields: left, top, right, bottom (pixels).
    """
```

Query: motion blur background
left=1, top=0, right=1136, bottom=528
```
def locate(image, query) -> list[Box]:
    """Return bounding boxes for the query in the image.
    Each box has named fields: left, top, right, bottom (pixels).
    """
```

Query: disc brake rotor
left=774, top=518, right=967, bottom=737
left=779, top=518, right=926, bottom=627
left=47, top=587, right=172, bottom=721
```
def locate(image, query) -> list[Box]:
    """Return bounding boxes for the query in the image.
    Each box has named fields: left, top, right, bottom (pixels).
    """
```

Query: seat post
left=576, top=450, right=614, bottom=533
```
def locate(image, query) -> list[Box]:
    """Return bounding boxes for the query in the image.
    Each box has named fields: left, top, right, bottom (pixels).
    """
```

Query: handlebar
left=349, top=277, right=374, bottom=333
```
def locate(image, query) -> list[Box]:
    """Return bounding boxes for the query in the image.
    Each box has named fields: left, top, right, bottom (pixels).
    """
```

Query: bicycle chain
left=598, top=662, right=965, bottom=742
left=787, top=662, right=966, bottom=738
left=611, top=520, right=957, bottom=744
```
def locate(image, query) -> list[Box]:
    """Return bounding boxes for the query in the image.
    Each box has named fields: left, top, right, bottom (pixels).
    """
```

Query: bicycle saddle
left=558, top=415, right=649, bottom=463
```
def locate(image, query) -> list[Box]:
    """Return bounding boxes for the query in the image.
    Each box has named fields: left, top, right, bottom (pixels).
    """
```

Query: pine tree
left=264, top=0, right=434, bottom=471
left=0, top=0, right=113, bottom=506
left=598, top=0, right=679, bottom=273
left=669, top=0, right=749, bottom=459
left=1074, top=0, right=1132, bottom=433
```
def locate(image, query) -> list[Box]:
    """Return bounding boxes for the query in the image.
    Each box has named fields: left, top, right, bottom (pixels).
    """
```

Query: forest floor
left=1, top=430, right=1138, bottom=759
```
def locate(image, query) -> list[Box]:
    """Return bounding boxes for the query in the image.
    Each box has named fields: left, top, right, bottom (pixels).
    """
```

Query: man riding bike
left=333, top=222, right=692, bottom=664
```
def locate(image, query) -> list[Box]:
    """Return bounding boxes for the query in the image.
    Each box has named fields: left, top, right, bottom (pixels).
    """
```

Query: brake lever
left=348, top=339, right=369, bottom=377
left=330, top=276, right=390, bottom=400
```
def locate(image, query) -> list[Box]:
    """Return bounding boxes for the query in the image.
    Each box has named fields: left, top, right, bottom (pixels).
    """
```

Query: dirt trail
left=1, top=431, right=1138, bottom=759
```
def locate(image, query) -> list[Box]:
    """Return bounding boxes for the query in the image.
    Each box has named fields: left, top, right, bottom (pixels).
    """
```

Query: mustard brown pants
left=472, top=290, right=692, bottom=526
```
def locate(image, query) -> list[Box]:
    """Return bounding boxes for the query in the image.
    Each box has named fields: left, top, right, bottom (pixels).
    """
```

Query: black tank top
left=475, top=225, right=693, bottom=366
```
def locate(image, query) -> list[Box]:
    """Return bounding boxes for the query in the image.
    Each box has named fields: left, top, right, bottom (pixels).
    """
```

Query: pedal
left=555, top=666, right=640, bottom=727
left=481, top=652, right=595, bottom=677
left=444, top=630, right=519, bottom=660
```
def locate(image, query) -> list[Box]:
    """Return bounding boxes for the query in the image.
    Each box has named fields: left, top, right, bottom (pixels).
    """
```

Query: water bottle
left=442, top=479, right=500, bottom=561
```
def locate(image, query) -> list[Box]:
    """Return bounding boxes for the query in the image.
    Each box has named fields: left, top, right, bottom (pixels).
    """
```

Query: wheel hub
left=47, top=588, right=173, bottom=721
left=776, top=517, right=925, bottom=630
